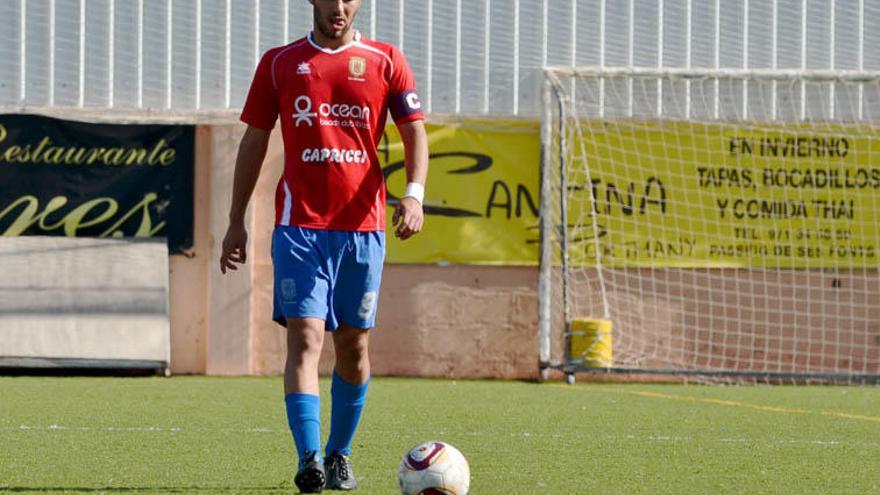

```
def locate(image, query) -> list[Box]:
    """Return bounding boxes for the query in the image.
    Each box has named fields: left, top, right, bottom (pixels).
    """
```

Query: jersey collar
left=307, top=30, right=362, bottom=54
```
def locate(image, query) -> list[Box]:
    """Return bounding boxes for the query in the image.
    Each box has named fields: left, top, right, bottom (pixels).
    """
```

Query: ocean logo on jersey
left=348, top=56, right=366, bottom=81
left=296, top=62, right=311, bottom=75
left=292, top=95, right=371, bottom=129
left=293, top=96, right=317, bottom=126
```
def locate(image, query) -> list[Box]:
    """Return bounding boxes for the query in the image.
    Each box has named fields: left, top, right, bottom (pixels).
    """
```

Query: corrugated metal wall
left=1, top=0, right=878, bottom=118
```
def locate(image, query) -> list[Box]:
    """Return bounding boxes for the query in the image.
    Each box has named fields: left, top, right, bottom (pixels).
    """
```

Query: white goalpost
left=539, top=66, right=880, bottom=384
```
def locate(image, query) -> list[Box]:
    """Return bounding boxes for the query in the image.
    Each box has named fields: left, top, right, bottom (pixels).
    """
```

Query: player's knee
left=300, top=331, right=324, bottom=355
left=286, top=320, right=324, bottom=358
left=335, top=336, right=369, bottom=364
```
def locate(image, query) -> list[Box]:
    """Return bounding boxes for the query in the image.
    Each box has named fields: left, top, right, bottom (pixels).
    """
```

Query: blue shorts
left=271, top=225, right=385, bottom=331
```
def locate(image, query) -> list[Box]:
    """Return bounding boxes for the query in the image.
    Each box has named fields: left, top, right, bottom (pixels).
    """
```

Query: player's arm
left=392, top=119, right=429, bottom=240
left=388, top=43, right=429, bottom=241
left=220, top=46, right=279, bottom=274
left=219, top=125, right=271, bottom=274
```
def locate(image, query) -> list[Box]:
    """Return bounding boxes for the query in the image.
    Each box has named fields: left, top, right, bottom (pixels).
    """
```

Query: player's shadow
left=0, top=486, right=289, bottom=493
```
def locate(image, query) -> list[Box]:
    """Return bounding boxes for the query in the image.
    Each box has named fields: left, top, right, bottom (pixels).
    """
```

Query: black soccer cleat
left=324, top=451, right=358, bottom=491
left=295, top=451, right=326, bottom=494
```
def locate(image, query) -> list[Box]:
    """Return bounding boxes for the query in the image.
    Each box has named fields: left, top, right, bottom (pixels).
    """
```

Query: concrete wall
left=165, top=123, right=541, bottom=379
left=167, top=126, right=212, bottom=374
left=0, top=237, right=170, bottom=364
left=165, top=123, right=879, bottom=380
left=561, top=268, right=880, bottom=376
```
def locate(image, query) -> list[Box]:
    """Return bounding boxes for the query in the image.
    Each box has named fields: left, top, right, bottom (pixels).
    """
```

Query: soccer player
left=218, top=0, right=428, bottom=492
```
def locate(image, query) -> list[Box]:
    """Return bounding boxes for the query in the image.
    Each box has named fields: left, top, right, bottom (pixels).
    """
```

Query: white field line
left=6, top=425, right=871, bottom=449
left=426, top=430, right=861, bottom=447
left=551, top=384, right=880, bottom=424
left=7, top=424, right=274, bottom=433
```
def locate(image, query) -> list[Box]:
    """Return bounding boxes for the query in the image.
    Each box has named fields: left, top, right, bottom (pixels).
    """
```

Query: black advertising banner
left=0, top=114, right=194, bottom=253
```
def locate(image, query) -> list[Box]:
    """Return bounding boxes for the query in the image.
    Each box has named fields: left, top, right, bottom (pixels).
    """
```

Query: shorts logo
left=293, top=96, right=317, bottom=127
left=348, top=56, right=366, bottom=80
left=281, top=278, right=297, bottom=301
left=406, top=92, right=422, bottom=110
left=358, top=291, right=377, bottom=320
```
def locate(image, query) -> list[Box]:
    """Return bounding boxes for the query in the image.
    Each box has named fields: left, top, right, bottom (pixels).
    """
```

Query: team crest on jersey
left=348, top=56, right=366, bottom=81
left=297, top=62, right=311, bottom=75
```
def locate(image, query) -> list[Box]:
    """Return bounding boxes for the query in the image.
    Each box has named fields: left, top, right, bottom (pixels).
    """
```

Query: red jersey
left=240, top=31, right=424, bottom=231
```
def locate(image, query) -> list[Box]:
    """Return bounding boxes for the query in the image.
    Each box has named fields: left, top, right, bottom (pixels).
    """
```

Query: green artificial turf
left=0, top=376, right=877, bottom=494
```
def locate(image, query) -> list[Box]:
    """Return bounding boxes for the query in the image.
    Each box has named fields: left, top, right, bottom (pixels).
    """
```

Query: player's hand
left=392, top=197, right=424, bottom=240
left=220, top=221, right=248, bottom=274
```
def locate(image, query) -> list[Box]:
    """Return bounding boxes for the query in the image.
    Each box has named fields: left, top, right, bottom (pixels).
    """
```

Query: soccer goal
left=538, top=66, right=880, bottom=384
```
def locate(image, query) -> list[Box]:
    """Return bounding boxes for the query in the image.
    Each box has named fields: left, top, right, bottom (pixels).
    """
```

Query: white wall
left=2, top=0, right=879, bottom=117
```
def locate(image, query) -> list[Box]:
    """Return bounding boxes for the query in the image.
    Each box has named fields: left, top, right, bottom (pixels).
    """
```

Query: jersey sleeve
left=240, top=50, right=280, bottom=131
left=387, top=46, right=425, bottom=125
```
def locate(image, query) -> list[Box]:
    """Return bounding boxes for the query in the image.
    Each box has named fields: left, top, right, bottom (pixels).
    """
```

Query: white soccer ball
left=398, top=441, right=470, bottom=495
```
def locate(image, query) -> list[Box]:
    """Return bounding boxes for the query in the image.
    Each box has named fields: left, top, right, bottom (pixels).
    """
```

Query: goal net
left=538, top=67, right=880, bottom=384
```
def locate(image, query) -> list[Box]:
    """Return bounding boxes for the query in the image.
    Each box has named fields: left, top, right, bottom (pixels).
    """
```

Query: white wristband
left=403, top=182, right=425, bottom=204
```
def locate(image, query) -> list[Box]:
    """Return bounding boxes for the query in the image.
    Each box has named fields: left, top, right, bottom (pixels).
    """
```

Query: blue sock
left=284, top=392, right=321, bottom=466
left=325, top=371, right=369, bottom=456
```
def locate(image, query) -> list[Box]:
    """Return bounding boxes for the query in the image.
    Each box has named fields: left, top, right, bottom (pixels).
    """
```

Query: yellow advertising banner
left=569, top=122, right=880, bottom=268
left=382, top=119, right=540, bottom=264
left=383, top=119, right=880, bottom=268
